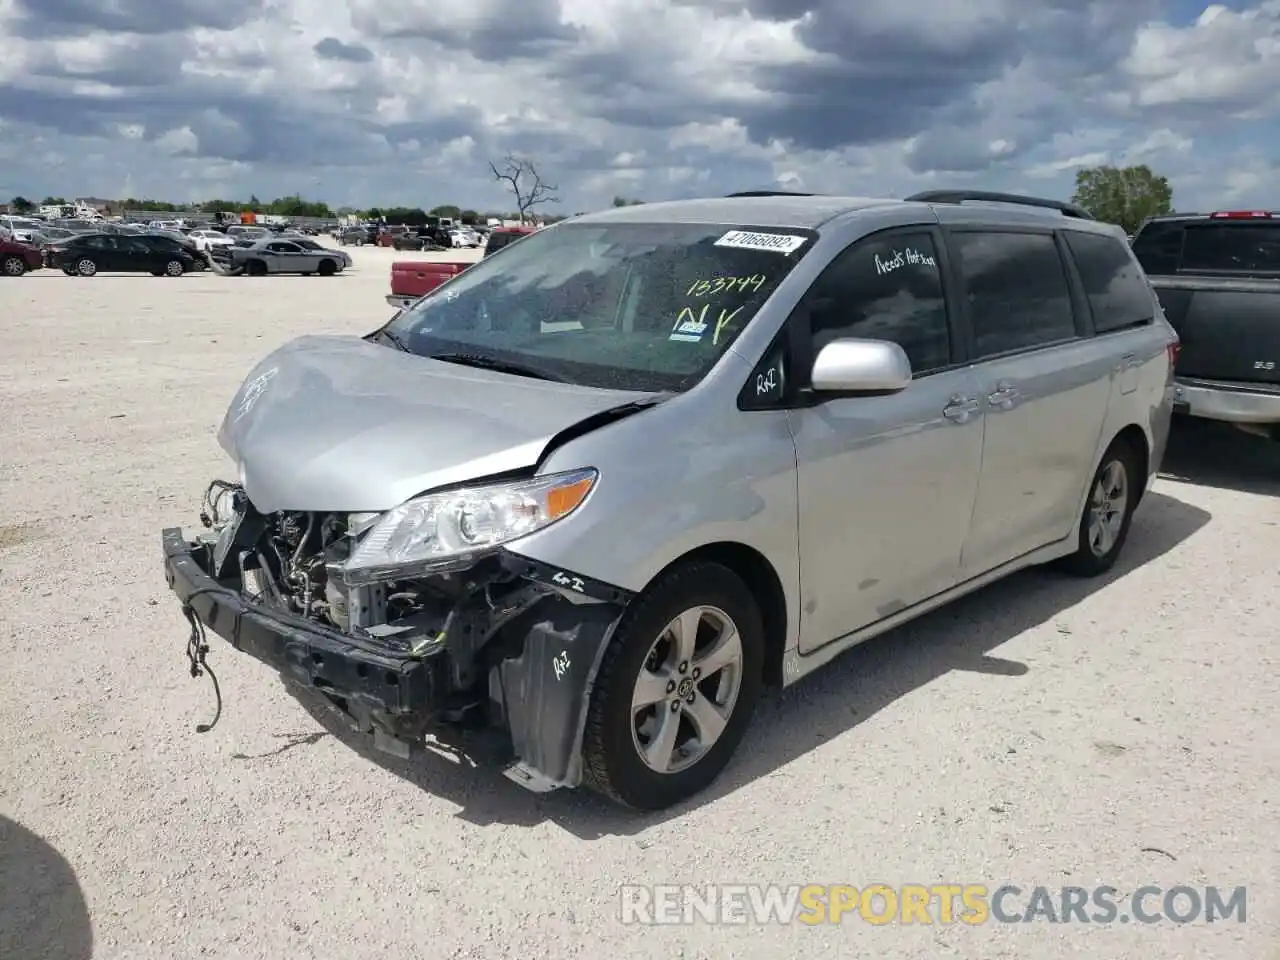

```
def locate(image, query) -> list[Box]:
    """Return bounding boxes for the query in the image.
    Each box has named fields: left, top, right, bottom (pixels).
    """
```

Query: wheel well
left=1111, top=424, right=1150, bottom=502
left=649, top=542, right=789, bottom=687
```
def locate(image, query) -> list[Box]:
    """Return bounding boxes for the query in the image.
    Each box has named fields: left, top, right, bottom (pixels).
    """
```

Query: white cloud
left=0, top=0, right=1274, bottom=212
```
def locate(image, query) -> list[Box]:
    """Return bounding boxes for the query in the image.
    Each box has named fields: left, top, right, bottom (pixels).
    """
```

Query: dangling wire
left=181, top=589, right=224, bottom=733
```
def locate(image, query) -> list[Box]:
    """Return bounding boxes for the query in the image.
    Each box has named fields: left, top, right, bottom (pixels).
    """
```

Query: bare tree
left=488, top=155, right=559, bottom=223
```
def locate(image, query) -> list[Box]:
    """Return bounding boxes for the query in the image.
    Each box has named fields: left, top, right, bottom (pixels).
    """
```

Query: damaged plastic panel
left=182, top=481, right=634, bottom=787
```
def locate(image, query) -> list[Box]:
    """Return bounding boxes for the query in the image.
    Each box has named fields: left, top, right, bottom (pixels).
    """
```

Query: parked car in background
left=188, top=229, right=237, bottom=252
left=32, top=226, right=76, bottom=245
left=447, top=228, right=480, bottom=248
left=215, top=236, right=351, bottom=276
left=164, top=188, right=1176, bottom=811
left=225, top=225, right=272, bottom=243
left=482, top=225, right=536, bottom=258
left=0, top=235, right=43, bottom=276
left=50, top=232, right=199, bottom=276
left=1131, top=209, right=1280, bottom=440
left=337, top=225, right=369, bottom=246
left=0, top=215, right=43, bottom=243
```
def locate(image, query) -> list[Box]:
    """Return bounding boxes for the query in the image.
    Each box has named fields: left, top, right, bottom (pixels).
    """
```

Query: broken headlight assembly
left=337, top=468, right=597, bottom=586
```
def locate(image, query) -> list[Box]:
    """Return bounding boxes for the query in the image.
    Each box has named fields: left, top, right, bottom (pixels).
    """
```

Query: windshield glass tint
left=382, top=221, right=815, bottom=391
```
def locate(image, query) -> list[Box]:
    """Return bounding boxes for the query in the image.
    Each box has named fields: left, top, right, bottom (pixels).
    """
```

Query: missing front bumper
left=162, top=527, right=445, bottom=721
left=161, top=527, right=634, bottom=791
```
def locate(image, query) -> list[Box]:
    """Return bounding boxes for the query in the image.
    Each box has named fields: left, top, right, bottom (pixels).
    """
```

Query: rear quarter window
left=1063, top=231, right=1155, bottom=334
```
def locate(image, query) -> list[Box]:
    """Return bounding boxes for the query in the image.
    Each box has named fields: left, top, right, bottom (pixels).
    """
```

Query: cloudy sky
left=0, top=0, right=1276, bottom=214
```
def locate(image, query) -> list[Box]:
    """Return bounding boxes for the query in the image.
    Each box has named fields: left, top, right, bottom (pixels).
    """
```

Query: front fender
left=495, top=591, right=627, bottom=790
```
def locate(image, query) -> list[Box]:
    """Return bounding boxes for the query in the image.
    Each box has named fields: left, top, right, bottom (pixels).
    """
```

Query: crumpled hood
left=218, top=334, right=661, bottom=512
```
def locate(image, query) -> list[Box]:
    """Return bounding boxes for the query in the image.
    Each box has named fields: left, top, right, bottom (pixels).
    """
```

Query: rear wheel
left=1056, top=438, right=1140, bottom=577
left=318, top=259, right=336, bottom=276
left=582, top=561, right=764, bottom=810
left=76, top=258, right=97, bottom=277
left=2, top=254, right=25, bottom=276
left=164, top=259, right=184, bottom=277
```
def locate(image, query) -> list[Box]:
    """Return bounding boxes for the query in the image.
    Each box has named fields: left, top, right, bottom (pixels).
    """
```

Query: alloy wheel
left=630, top=605, right=744, bottom=775
left=1087, top=459, right=1128, bottom=556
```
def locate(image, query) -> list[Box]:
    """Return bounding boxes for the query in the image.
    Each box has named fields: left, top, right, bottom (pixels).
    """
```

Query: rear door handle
left=1120, top=353, right=1139, bottom=370
left=943, top=395, right=980, bottom=422
left=987, top=382, right=1021, bottom=408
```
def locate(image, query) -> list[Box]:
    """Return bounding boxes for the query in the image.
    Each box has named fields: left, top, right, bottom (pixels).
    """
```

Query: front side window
left=802, top=231, right=951, bottom=374
left=380, top=222, right=817, bottom=391
left=951, top=231, right=1077, bottom=359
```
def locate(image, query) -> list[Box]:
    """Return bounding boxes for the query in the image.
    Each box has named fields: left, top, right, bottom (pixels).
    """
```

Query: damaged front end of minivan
left=162, top=474, right=636, bottom=793
left=160, top=334, right=662, bottom=793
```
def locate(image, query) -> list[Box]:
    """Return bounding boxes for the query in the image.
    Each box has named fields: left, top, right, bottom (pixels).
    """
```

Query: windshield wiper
left=429, top=352, right=564, bottom=382
left=374, top=328, right=411, bottom=352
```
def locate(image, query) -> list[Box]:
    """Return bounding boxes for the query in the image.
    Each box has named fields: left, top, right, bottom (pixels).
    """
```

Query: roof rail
left=905, top=189, right=1094, bottom=220
left=725, top=190, right=816, bottom=198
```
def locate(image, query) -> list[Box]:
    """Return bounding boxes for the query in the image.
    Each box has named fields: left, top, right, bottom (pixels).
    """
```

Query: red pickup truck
left=385, top=260, right=471, bottom=310
left=385, top=226, right=536, bottom=310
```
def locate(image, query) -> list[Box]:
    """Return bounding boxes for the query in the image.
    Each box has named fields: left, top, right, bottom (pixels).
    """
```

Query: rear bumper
left=1173, top=377, right=1280, bottom=425
left=386, top=294, right=416, bottom=310
left=161, top=528, right=443, bottom=718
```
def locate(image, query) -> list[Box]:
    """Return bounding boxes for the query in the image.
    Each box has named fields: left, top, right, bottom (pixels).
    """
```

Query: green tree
left=10, top=196, right=34, bottom=213
left=381, top=207, right=427, bottom=225
left=459, top=209, right=480, bottom=224
left=429, top=204, right=462, bottom=220
left=42, top=196, right=67, bottom=205
left=1071, top=164, right=1173, bottom=234
left=612, top=196, right=643, bottom=206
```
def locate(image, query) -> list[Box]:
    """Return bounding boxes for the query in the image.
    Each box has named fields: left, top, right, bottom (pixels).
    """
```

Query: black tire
left=61, top=265, right=76, bottom=276
left=317, top=259, right=336, bottom=276
left=164, top=259, right=184, bottom=277
left=582, top=561, right=764, bottom=810
left=75, top=258, right=97, bottom=277
left=2, top=254, right=26, bottom=276
left=245, top=259, right=267, bottom=276
left=149, top=270, right=164, bottom=276
left=1056, top=437, right=1141, bottom=577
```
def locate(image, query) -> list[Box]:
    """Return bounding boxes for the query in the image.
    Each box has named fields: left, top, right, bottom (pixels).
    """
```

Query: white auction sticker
left=714, top=230, right=807, bottom=254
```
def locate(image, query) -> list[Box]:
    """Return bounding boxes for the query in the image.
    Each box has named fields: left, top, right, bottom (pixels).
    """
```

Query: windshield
left=379, top=221, right=815, bottom=391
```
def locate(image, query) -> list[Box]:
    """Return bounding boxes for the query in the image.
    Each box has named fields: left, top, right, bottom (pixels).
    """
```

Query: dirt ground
left=0, top=243, right=1276, bottom=960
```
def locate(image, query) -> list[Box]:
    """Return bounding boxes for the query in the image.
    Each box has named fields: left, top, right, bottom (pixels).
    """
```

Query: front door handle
left=943, top=395, right=980, bottom=422
left=987, top=382, right=1020, bottom=408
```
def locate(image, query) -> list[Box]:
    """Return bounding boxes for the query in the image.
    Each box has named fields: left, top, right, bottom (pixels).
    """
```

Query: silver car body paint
left=217, top=194, right=1176, bottom=688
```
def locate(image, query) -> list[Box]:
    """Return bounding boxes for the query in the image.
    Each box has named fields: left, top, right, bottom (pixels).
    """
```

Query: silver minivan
left=163, top=190, right=1177, bottom=810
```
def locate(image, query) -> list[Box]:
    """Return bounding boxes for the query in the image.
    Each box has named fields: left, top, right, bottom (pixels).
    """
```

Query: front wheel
left=2, top=254, right=26, bottom=276
left=76, top=258, right=97, bottom=277
left=582, top=561, right=764, bottom=810
left=1056, top=438, right=1140, bottom=577
left=164, top=259, right=184, bottom=277
left=317, top=259, right=336, bottom=276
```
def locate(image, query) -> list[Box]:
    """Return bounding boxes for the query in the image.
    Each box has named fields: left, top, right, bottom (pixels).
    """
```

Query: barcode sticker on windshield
left=714, top=230, right=806, bottom=254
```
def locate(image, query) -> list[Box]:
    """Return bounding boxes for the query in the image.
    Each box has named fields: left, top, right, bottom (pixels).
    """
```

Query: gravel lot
left=1, top=243, right=1276, bottom=960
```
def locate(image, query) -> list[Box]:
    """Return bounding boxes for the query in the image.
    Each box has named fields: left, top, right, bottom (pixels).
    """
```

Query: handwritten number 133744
left=687, top=275, right=766, bottom=297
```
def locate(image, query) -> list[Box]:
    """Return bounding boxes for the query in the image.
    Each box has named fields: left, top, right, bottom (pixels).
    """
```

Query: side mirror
left=810, top=338, right=913, bottom=393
